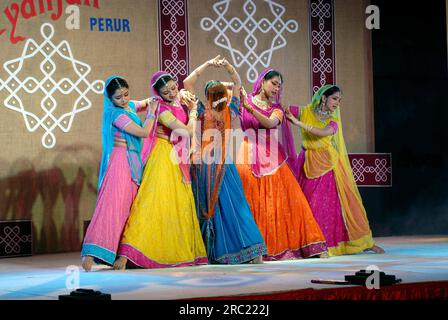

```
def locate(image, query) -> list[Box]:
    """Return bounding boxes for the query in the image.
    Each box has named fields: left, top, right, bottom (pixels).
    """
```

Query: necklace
left=314, top=103, right=333, bottom=120
left=252, top=95, right=269, bottom=109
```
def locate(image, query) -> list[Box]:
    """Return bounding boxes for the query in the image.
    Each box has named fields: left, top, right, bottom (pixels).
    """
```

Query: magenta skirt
left=296, top=150, right=349, bottom=249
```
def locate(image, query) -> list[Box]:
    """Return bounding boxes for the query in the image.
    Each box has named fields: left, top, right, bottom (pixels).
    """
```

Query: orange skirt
left=235, top=140, right=327, bottom=260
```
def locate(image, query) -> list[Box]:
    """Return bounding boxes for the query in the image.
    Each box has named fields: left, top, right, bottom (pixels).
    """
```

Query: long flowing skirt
left=194, top=161, right=267, bottom=264
left=297, top=149, right=374, bottom=256
left=118, top=139, right=207, bottom=268
left=235, top=140, right=327, bottom=260
left=81, top=146, right=138, bottom=265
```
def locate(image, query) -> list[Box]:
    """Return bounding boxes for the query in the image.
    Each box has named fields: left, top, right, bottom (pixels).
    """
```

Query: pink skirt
left=81, top=146, right=138, bottom=265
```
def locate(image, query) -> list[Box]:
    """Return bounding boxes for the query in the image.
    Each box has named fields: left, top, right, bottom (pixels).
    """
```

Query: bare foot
left=81, top=256, right=94, bottom=272
left=113, top=256, right=128, bottom=270
left=249, top=255, right=264, bottom=264
left=365, top=245, right=385, bottom=254
left=319, top=252, right=329, bottom=259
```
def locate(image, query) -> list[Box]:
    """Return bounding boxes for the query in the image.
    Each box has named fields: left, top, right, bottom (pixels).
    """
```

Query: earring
left=317, top=100, right=323, bottom=111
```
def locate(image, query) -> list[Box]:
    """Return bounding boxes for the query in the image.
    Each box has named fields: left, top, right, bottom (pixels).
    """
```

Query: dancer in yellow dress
left=285, top=84, right=384, bottom=256
left=114, top=71, right=207, bottom=269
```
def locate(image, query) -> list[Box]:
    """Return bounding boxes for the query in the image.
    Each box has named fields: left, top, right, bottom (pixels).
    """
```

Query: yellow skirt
left=118, top=139, right=207, bottom=268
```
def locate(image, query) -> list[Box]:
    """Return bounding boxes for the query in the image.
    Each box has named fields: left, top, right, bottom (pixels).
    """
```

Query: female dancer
left=184, top=56, right=267, bottom=264
left=81, top=76, right=157, bottom=271
left=114, top=71, right=207, bottom=269
left=285, top=84, right=384, bottom=256
left=235, top=69, right=328, bottom=260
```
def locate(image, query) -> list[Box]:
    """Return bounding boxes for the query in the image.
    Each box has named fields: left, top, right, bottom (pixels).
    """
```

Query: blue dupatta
left=97, top=76, right=144, bottom=191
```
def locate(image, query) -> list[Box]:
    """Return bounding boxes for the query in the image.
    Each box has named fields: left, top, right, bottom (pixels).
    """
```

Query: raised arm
left=183, top=55, right=222, bottom=95
left=219, top=58, right=241, bottom=97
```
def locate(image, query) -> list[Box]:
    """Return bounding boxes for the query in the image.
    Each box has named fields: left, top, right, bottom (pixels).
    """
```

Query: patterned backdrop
left=159, top=0, right=189, bottom=86
left=0, top=0, right=386, bottom=255
left=309, top=0, right=335, bottom=94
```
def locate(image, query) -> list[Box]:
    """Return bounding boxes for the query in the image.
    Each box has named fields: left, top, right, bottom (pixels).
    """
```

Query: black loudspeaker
left=58, top=288, right=111, bottom=300
left=345, top=269, right=402, bottom=286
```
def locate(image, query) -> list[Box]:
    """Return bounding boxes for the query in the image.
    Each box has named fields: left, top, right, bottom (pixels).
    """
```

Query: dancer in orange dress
left=235, top=69, right=328, bottom=260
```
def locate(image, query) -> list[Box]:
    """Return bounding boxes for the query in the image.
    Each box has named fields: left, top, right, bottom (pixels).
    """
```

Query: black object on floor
left=58, top=288, right=112, bottom=300
left=345, top=269, right=402, bottom=286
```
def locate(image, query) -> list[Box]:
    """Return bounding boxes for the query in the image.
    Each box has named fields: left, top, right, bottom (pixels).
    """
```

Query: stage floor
left=1, top=235, right=447, bottom=300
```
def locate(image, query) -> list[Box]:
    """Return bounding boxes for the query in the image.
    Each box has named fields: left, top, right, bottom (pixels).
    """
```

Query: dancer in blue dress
left=184, top=56, right=267, bottom=264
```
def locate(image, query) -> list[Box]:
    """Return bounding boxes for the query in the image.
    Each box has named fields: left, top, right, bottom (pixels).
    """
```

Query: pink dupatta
left=239, top=68, right=299, bottom=177
left=141, top=71, right=191, bottom=183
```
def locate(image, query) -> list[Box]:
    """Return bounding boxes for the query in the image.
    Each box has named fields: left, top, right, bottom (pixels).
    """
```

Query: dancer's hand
left=148, top=99, right=158, bottom=114
left=240, top=87, right=254, bottom=114
left=217, top=57, right=229, bottom=67
left=186, top=99, right=198, bottom=112
left=146, top=95, right=159, bottom=104
left=217, top=57, right=236, bottom=71
left=284, top=105, right=293, bottom=117
left=207, top=55, right=222, bottom=68
left=284, top=109, right=299, bottom=125
left=179, top=89, right=196, bottom=106
left=145, top=96, right=160, bottom=107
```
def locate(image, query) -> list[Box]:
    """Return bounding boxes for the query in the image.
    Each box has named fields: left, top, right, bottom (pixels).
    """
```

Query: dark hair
left=153, top=75, right=174, bottom=97
left=264, top=70, right=283, bottom=84
left=106, top=77, right=129, bottom=99
left=322, top=85, right=342, bottom=97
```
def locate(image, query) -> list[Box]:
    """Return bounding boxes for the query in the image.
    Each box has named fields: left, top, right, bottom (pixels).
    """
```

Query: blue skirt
left=194, top=161, right=267, bottom=264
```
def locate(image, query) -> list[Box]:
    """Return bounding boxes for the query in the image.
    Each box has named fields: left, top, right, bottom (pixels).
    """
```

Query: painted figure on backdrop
left=285, top=84, right=385, bottom=256
left=81, top=76, right=158, bottom=271
left=114, top=71, right=207, bottom=269
left=235, top=68, right=328, bottom=260
left=184, top=55, right=267, bottom=264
